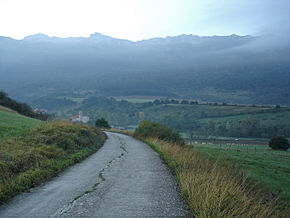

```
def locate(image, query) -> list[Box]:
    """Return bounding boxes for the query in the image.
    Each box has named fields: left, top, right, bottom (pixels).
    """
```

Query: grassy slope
left=194, top=145, right=290, bottom=205
left=0, top=109, right=106, bottom=204
left=0, top=107, right=42, bottom=139
left=144, top=138, right=287, bottom=217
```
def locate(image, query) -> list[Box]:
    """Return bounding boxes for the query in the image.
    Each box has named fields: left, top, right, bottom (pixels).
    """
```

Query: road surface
left=0, top=132, right=188, bottom=217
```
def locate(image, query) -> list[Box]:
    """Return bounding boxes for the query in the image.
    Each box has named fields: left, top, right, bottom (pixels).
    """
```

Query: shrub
left=269, top=136, right=289, bottom=150
left=134, top=120, right=184, bottom=144
left=95, top=118, right=111, bottom=129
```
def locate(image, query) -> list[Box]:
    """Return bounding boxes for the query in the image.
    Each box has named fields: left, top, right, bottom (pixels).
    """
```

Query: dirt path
left=0, top=132, right=187, bottom=217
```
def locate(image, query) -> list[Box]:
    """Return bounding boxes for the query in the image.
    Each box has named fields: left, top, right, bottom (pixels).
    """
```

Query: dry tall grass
left=146, top=138, right=285, bottom=217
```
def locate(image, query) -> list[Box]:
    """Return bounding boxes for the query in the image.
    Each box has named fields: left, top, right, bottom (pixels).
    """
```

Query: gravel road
left=0, top=132, right=188, bottom=217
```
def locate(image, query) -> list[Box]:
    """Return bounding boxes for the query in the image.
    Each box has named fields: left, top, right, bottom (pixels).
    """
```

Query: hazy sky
left=0, top=0, right=289, bottom=41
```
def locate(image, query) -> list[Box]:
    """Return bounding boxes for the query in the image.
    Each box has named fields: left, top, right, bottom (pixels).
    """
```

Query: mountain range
left=0, top=32, right=289, bottom=107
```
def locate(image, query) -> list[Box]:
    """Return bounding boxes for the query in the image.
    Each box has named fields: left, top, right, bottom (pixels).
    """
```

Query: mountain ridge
left=0, top=32, right=289, bottom=106
left=1, top=32, right=252, bottom=42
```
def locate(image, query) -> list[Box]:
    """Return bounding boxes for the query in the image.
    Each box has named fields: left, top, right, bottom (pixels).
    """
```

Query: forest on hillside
left=52, top=96, right=290, bottom=138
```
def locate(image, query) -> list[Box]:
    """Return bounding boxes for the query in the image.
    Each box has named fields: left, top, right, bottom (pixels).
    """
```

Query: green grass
left=0, top=107, right=42, bottom=139
left=0, top=120, right=107, bottom=204
left=133, top=119, right=289, bottom=216
left=193, top=144, right=290, bottom=206
left=143, top=137, right=285, bottom=217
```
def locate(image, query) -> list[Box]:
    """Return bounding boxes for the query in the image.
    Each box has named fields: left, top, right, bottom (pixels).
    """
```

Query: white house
left=70, top=111, right=90, bottom=123
left=33, top=108, right=47, bottom=113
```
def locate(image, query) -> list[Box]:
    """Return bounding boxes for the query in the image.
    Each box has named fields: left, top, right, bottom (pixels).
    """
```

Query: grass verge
left=0, top=121, right=106, bottom=205
left=144, top=138, right=288, bottom=217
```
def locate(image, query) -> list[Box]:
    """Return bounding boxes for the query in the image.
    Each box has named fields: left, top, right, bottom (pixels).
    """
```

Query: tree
left=269, top=136, right=289, bottom=150
left=134, top=120, right=184, bottom=145
left=95, top=118, right=111, bottom=129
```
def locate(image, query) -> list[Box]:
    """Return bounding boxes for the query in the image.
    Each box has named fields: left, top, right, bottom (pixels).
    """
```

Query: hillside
left=0, top=91, right=49, bottom=120
left=0, top=106, right=107, bottom=204
left=0, top=33, right=289, bottom=105
left=48, top=96, right=290, bottom=138
left=0, top=106, right=42, bottom=139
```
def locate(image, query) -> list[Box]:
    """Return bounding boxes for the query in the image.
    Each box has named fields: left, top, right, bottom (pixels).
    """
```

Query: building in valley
left=70, top=111, right=90, bottom=123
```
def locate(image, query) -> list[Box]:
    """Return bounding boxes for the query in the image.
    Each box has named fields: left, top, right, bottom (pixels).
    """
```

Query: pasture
left=193, top=142, right=290, bottom=206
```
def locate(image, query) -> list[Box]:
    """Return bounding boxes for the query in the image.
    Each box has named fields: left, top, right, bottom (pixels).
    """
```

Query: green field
left=198, top=109, right=290, bottom=126
left=0, top=107, right=42, bottom=139
left=193, top=143, right=290, bottom=205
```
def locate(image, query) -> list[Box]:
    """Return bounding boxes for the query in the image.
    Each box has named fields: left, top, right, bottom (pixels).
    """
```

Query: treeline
left=0, top=91, right=49, bottom=121
left=152, top=98, right=198, bottom=105
left=152, top=98, right=280, bottom=108
left=134, top=120, right=184, bottom=144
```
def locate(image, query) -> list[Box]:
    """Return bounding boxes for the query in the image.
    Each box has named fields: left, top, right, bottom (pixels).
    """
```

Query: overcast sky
left=0, top=0, right=289, bottom=41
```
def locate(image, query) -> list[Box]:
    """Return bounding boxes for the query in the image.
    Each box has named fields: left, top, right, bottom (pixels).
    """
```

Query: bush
left=95, top=118, right=111, bottom=129
left=269, top=136, right=289, bottom=150
left=134, top=120, right=184, bottom=144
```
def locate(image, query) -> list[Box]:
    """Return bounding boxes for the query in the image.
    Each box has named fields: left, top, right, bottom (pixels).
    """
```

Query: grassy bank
left=0, top=121, right=106, bottom=204
left=0, top=107, right=42, bottom=139
left=145, top=138, right=288, bottom=217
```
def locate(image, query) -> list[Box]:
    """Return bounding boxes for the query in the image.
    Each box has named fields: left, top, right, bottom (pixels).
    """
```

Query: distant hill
left=0, top=33, right=289, bottom=106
